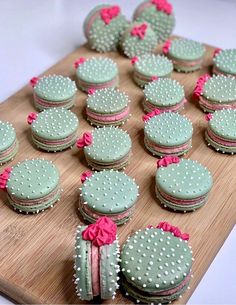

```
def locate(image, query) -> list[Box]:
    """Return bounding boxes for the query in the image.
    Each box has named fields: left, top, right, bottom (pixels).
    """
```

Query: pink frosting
left=27, top=112, right=38, bottom=125
left=142, top=108, right=161, bottom=122
left=0, top=168, right=12, bottom=191
left=88, top=88, right=96, bottom=95
left=156, top=221, right=189, bottom=240
left=151, top=0, right=173, bottom=14
left=80, top=171, right=93, bottom=183
left=82, top=216, right=117, bottom=247
left=207, top=129, right=236, bottom=147
left=205, top=113, right=213, bottom=121
left=199, top=95, right=236, bottom=111
left=213, top=48, right=222, bottom=58
left=156, top=155, right=180, bottom=168
left=193, top=74, right=211, bottom=98
left=131, top=23, right=148, bottom=40
left=74, top=57, right=86, bottom=69
left=91, top=244, right=100, bottom=296
left=131, top=56, right=139, bottom=65
left=30, top=77, right=39, bottom=88
left=100, top=5, right=120, bottom=25
left=76, top=132, right=93, bottom=148
left=162, top=39, right=172, bottom=54
left=86, top=106, right=129, bottom=122
left=151, top=76, right=159, bottom=81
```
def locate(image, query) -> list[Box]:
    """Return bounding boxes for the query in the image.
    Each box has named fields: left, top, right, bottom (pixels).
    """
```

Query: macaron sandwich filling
left=0, top=121, right=18, bottom=165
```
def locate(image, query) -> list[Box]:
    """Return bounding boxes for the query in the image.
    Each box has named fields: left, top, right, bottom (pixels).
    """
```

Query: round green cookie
left=121, top=226, right=192, bottom=303
left=79, top=170, right=139, bottom=225
left=6, top=159, right=61, bottom=213
left=213, top=49, right=236, bottom=77
left=0, top=121, right=18, bottom=165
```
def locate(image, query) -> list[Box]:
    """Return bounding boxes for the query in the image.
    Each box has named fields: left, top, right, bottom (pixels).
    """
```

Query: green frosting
left=134, top=1, right=175, bottom=43
left=76, top=57, right=118, bottom=83
left=214, top=49, right=236, bottom=75
left=84, top=127, right=131, bottom=163
left=156, top=159, right=213, bottom=200
left=120, top=22, right=157, bottom=58
left=121, top=227, right=192, bottom=293
left=144, top=78, right=185, bottom=107
left=0, top=121, right=16, bottom=152
left=169, top=39, right=205, bottom=61
left=31, top=108, right=79, bottom=140
left=81, top=170, right=139, bottom=214
left=87, top=88, right=129, bottom=114
left=34, top=75, right=77, bottom=101
left=209, top=109, right=236, bottom=140
left=144, top=112, right=193, bottom=147
left=203, top=75, right=236, bottom=103
left=134, top=54, right=173, bottom=78
left=7, top=159, right=60, bottom=200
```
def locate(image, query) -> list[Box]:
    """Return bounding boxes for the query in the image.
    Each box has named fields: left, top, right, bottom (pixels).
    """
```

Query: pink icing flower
left=162, top=39, right=172, bottom=54
left=131, top=23, right=148, bottom=40
left=205, top=113, right=213, bottom=121
left=151, top=0, right=173, bottom=14
left=30, top=77, right=39, bottom=88
left=193, top=74, right=211, bottom=98
left=82, top=216, right=117, bottom=247
left=80, top=170, right=93, bottom=183
left=156, top=221, right=189, bottom=241
left=27, top=112, right=38, bottom=125
left=151, top=76, right=158, bottom=81
left=0, top=168, right=12, bottom=191
left=213, top=48, right=222, bottom=58
left=74, top=57, right=86, bottom=69
left=100, top=5, right=120, bottom=25
left=142, top=108, right=161, bottom=122
left=156, top=156, right=180, bottom=168
left=131, top=56, right=139, bottom=65
left=88, top=88, right=96, bottom=95
left=76, top=132, right=93, bottom=148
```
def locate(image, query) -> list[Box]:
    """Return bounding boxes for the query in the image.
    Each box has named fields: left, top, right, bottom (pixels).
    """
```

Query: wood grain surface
left=0, top=40, right=235, bottom=304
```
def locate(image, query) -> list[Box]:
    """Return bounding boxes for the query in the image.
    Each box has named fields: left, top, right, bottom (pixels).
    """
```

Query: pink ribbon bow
left=131, top=23, right=148, bottom=40
left=151, top=76, right=159, bottom=81
left=162, top=39, right=172, bottom=54
left=76, top=132, right=93, bottom=148
left=142, top=108, right=161, bottom=122
left=30, top=77, right=39, bottom=88
left=131, top=56, right=139, bottom=65
left=156, top=156, right=180, bottom=168
left=82, top=216, right=117, bottom=247
left=87, top=88, right=96, bottom=95
left=100, top=5, right=120, bottom=25
left=74, top=57, right=86, bottom=69
left=213, top=48, right=222, bottom=58
left=193, top=74, right=211, bottom=98
left=151, top=0, right=173, bottom=14
left=205, top=113, right=213, bottom=121
left=80, top=170, right=93, bottom=183
left=0, top=168, right=12, bottom=191
left=27, top=112, right=38, bottom=125
left=156, top=221, right=189, bottom=240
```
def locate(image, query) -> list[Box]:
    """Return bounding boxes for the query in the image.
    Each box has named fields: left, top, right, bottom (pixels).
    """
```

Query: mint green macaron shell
left=7, top=159, right=59, bottom=200
left=209, top=109, right=236, bottom=140
left=81, top=170, right=139, bottom=214
left=144, top=112, right=193, bottom=147
left=169, top=39, right=205, bottom=61
left=0, top=121, right=16, bottom=152
left=156, top=159, right=213, bottom=200
left=214, top=49, right=236, bottom=75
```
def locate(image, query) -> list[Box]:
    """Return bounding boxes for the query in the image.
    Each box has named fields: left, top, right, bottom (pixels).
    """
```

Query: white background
left=0, top=0, right=235, bottom=304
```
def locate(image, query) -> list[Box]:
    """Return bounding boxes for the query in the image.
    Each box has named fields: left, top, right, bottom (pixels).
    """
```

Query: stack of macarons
left=79, top=170, right=139, bottom=225
left=27, top=108, right=79, bottom=152
left=0, top=159, right=61, bottom=214
left=86, top=88, right=131, bottom=126
left=0, top=121, right=18, bottom=165
left=155, top=156, right=213, bottom=212
left=30, top=74, right=77, bottom=110
left=76, top=127, right=132, bottom=171
left=213, top=48, right=236, bottom=77
left=74, top=217, right=120, bottom=300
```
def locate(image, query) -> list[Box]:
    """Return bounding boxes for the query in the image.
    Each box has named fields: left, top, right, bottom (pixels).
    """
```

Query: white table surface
left=0, top=0, right=235, bottom=304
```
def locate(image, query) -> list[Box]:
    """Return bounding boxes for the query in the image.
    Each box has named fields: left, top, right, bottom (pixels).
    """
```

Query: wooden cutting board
left=0, top=40, right=235, bottom=304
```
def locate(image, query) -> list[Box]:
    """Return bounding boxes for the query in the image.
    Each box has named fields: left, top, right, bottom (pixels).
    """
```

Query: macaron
left=120, top=222, right=193, bottom=304
left=143, top=111, right=193, bottom=156
left=27, top=108, right=79, bottom=152
left=75, top=57, right=119, bottom=92
left=133, top=0, right=175, bottom=44
left=0, top=121, right=18, bottom=165
left=83, top=4, right=128, bottom=52
left=205, top=109, right=236, bottom=154
left=155, top=156, right=213, bottom=212
left=119, top=22, right=157, bottom=59
left=74, top=217, right=120, bottom=300
left=0, top=159, right=61, bottom=214
left=143, top=78, right=186, bottom=113
left=79, top=170, right=139, bottom=225
left=194, top=74, right=236, bottom=112
left=76, top=127, right=132, bottom=171
left=213, top=48, right=236, bottom=77
left=30, top=74, right=77, bottom=111
left=86, top=88, right=131, bottom=126
left=163, top=38, right=206, bottom=72
left=132, top=54, right=173, bottom=88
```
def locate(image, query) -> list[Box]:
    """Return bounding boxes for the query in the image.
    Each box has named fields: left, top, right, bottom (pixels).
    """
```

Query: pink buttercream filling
left=168, top=56, right=203, bottom=67
left=146, top=138, right=191, bottom=154
left=144, top=98, right=186, bottom=112
left=34, top=93, right=73, bottom=108
left=91, top=244, right=100, bottom=297
left=78, top=77, right=118, bottom=92
left=199, top=95, right=236, bottom=111
left=86, top=106, right=130, bottom=122
left=0, top=140, right=17, bottom=158
left=207, top=129, right=236, bottom=147
left=154, top=273, right=191, bottom=296
left=32, top=132, right=76, bottom=146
